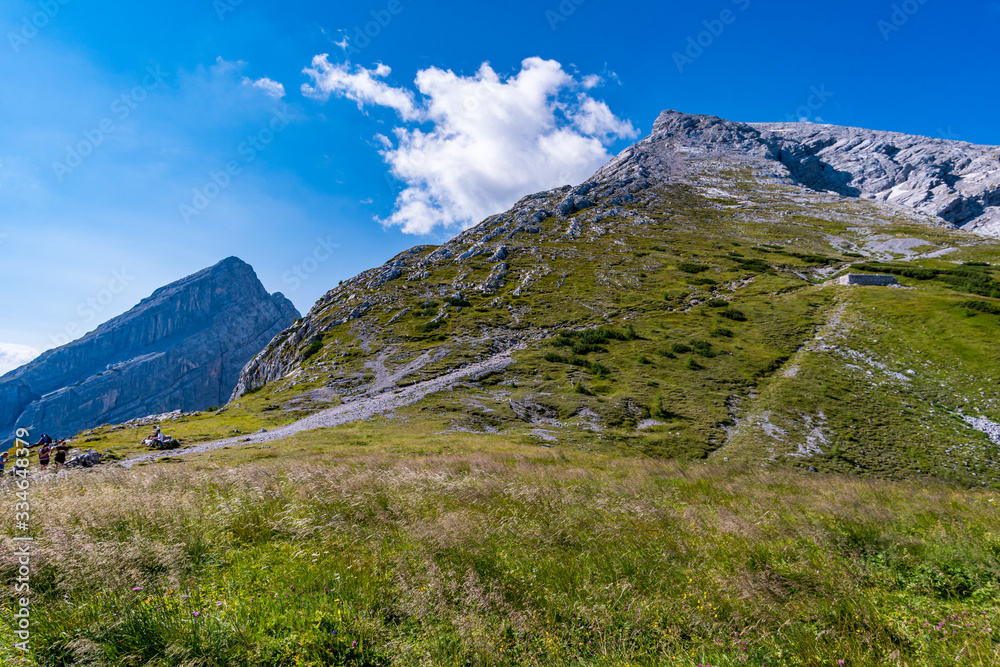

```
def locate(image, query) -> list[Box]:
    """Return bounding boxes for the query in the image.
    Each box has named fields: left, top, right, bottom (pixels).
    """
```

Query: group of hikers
left=0, top=433, right=91, bottom=475
left=0, top=424, right=171, bottom=475
left=34, top=434, right=71, bottom=471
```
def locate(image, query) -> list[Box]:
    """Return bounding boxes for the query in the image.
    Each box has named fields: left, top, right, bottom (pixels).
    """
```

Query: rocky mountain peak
left=0, top=257, right=300, bottom=446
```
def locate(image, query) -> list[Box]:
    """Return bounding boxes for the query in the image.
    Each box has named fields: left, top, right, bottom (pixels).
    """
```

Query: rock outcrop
left=638, top=110, right=1000, bottom=234
left=0, top=257, right=299, bottom=446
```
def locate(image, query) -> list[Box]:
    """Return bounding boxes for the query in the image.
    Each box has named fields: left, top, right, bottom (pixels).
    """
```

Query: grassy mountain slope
left=6, top=113, right=1000, bottom=666
left=79, top=139, right=1000, bottom=486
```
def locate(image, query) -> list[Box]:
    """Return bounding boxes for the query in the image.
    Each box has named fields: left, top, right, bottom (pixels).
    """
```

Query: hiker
left=53, top=440, right=69, bottom=469
left=146, top=425, right=163, bottom=443
left=38, top=443, right=52, bottom=471
left=33, top=434, right=52, bottom=448
left=0, top=451, right=8, bottom=474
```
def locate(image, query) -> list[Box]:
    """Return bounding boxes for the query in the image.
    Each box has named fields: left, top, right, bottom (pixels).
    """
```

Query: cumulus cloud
left=302, top=56, right=639, bottom=235
left=0, top=343, right=38, bottom=376
left=302, top=59, right=418, bottom=120
left=247, top=77, right=286, bottom=99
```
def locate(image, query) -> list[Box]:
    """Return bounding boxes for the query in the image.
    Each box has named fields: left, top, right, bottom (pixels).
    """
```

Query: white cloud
left=302, top=56, right=639, bottom=235
left=248, top=77, right=286, bottom=99
left=301, top=58, right=418, bottom=120
left=570, top=97, right=637, bottom=139
left=210, top=57, right=285, bottom=99
left=0, top=343, right=39, bottom=376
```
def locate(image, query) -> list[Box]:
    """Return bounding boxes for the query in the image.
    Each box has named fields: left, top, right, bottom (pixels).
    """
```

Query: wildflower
left=132, top=587, right=143, bottom=592
left=839, top=661, right=845, bottom=666
left=192, top=611, right=200, bottom=617
left=216, top=602, right=223, bottom=607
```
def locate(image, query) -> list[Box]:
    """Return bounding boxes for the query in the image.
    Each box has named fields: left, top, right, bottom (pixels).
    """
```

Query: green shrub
left=733, top=258, right=770, bottom=272
left=710, top=326, right=733, bottom=338
left=301, top=340, right=324, bottom=361
left=706, top=298, right=729, bottom=308
left=444, top=296, right=471, bottom=307
left=658, top=349, right=677, bottom=359
left=415, top=320, right=443, bottom=333
left=651, top=393, right=680, bottom=420
left=690, top=277, right=718, bottom=286
left=684, top=356, right=703, bottom=370
left=689, top=340, right=714, bottom=357
left=571, top=342, right=607, bottom=355
left=588, top=362, right=612, bottom=378
left=677, top=262, right=710, bottom=274
left=671, top=343, right=692, bottom=354
left=719, top=308, right=748, bottom=322
left=637, top=354, right=652, bottom=365
left=959, top=300, right=1000, bottom=315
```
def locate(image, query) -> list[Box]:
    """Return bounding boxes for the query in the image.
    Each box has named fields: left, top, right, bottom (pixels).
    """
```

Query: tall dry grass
left=2, top=446, right=999, bottom=665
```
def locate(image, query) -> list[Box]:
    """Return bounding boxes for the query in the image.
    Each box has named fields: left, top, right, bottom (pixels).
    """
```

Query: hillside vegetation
left=4, top=112, right=1000, bottom=665
left=2, top=428, right=999, bottom=666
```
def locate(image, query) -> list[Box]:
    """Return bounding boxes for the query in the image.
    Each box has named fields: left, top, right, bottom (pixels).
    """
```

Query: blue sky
left=1, top=0, right=998, bottom=370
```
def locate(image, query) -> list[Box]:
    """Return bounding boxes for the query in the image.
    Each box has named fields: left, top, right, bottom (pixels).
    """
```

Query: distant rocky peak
left=0, top=257, right=300, bottom=447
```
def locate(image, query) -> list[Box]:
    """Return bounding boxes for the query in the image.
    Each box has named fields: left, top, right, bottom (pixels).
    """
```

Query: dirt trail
left=118, top=344, right=523, bottom=468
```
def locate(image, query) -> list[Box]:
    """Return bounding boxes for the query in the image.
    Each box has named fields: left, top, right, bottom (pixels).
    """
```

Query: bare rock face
left=0, top=257, right=299, bottom=446
left=635, top=110, right=1000, bottom=234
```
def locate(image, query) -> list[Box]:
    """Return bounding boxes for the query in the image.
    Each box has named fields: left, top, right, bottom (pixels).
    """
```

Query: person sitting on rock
left=33, top=434, right=52, bottom=448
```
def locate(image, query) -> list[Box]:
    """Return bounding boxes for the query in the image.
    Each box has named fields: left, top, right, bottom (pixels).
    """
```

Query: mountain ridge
left=0, top=257, right=299, bottom=446
left=211, top=109, right=1000, bottom=488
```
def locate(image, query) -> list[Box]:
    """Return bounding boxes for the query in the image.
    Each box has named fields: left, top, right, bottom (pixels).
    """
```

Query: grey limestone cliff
left=642, top=110, right=1000, bottom=234
left=0, top=257, right=299, bottom=445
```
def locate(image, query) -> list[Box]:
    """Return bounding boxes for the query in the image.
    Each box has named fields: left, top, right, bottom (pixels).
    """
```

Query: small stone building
left=837, top=274, right=898, bottom=286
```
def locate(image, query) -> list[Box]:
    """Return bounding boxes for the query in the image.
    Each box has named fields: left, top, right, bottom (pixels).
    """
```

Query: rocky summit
left=0, top=257, right=299, bottom=446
